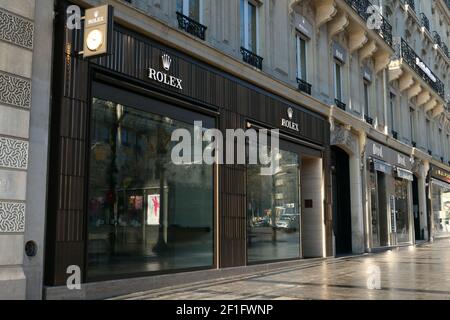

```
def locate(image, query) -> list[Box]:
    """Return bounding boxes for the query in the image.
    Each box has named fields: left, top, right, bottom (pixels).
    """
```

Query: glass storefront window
left=246, top=147, right=301, bottom=263
left=432, top=182, right=450, bottom=238
left=394, top=178, right=411, bottom=244
left=87, top=98, right=214, bottom=280
left=369, top=170, right=380, bottom=247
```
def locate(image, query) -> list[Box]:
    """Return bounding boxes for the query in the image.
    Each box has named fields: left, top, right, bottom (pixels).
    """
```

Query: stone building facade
left=0, top=0, right=449, bottom=299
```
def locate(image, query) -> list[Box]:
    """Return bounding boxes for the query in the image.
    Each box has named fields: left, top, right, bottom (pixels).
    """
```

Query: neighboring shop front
left=429, top=166, right=450, bottom=239
left=44, top=1, right=331, bottom=295
left=366, top=139, right=414, bottom=249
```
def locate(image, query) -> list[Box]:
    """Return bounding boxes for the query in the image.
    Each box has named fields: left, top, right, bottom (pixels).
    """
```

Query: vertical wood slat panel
left=47, top=15, right=330, bottom=284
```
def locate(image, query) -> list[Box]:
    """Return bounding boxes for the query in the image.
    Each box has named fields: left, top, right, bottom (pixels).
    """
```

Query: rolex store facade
left=44, top=1, right=331, bottom=299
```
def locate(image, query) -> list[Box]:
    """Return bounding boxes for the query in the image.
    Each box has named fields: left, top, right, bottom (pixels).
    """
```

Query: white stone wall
left=0, top=0, right=35, bottom=300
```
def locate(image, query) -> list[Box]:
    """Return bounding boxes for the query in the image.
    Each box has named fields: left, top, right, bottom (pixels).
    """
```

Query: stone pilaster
left=0, top=0, right=35, bottom=300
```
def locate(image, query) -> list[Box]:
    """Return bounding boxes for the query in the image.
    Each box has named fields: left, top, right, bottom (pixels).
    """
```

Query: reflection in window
left=241, top=0, right=258, bottom=53
left=177, top=0, right=201, bottom=22
left=369, top=170, right=380, bottom=247
left=247, top=147, right=301, bottom=263
left=296, top=35, right=307, bottom=81
left=432, top=183, right=450, bottom=238
left=87, top=98, right=214, bottom=280
left=394, top=178, right=410, bottom=243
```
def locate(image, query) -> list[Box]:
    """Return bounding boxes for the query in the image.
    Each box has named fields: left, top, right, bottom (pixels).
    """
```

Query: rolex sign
left=83, top=5, right=114, bottom=58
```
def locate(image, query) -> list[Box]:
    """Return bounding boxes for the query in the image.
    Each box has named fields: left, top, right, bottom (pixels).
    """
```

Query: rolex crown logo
left=162, top=54, right=172, bottom=71
left=287, top=107, right=294, bottom=120
left=94, top=11, right=99, bottom=18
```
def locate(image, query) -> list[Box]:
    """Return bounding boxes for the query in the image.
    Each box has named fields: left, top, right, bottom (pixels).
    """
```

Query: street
left=113, top=240, right=450, bottom=300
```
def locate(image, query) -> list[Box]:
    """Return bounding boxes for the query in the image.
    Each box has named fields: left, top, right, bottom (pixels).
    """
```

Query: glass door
left=246, top=140, right=302, bottom=263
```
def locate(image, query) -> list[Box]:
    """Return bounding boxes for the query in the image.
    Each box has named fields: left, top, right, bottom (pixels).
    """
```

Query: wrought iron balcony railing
left=394, top=38, right=445, bottom=100
left=176, top=12, right=207, bottom=40
left=297, top=78, right=312, bottom=95
left=335, top=99, right=346, bottom=111
left=403, top=0, right=415, bottom=12
left=364, top=115, right=374, bottom=125
left=433, top=31, right=442, bottom=47
left=240, top=47, right=263, bottom=70
left=420, top=13, right=430, bottom=32
left=442, top=43, right=450, bottom=59
left=344, top=0, right=393, bottom=47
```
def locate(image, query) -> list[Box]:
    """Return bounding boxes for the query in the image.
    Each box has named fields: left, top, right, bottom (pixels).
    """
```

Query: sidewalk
left=111, top=239, right=450, bottom=300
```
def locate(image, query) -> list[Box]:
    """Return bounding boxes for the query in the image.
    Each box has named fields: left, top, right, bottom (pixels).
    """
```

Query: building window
left=363, top=82, right=370, bottom=117
left=409, top=107, right=416, bottom=145
left=394, top=178, right=411, bottom=244
left=87, top=97, right=214, bottom=280
left=426, top=119, right=432, bottom=153
left=334, top=62, right=342, bottom=101
left=177, top=0, right=201, bottom=22
left=296, top=35, right=307, bottom=81
left=240, top=0, right=258, bottom=53
left=389, top=92, right=396, bottom=136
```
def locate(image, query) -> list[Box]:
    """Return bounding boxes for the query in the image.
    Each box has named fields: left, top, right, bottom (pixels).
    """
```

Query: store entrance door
left=331, top=146, right=352, bottom=255
left=413, top=176, right=423, bottom=241
left=377, top=172, right=389, bottom=247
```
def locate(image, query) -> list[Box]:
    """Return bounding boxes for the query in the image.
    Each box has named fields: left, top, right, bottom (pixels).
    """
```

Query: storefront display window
left=369, top=170, right=380, bottom=247
left=246, top=147, right=301, bottom=263
left=87, top=98, right=214, bottom=280
left=394, top=178, right=411, bottom=244
left=432, top=181, right=450, bottom=238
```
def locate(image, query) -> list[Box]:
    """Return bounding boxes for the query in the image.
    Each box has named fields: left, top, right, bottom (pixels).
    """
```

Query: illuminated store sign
left=148, top=54, right=183, bottom=90
left=83, top=5, right=114, bottom=58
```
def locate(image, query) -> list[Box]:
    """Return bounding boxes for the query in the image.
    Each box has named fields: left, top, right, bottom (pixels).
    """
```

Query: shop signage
left=333, top=42, right=347, bottom=63
left=372, top=143, right=384, bottom=159
left=148, top=54, right=183, bottom=90
left=83, top=5, right=114, bottom=58
left=396, top=167, right=414, bottom=181
left=415, top=57, right=436, bottom=83
left=295, top=14, right=312, bottom=39
left=281, top=107, right=300, bottom=132
left=373, top=159, right=392, bottom=175
left=367, top=139, right=413, bottom=171
left=431, top=167, right=450, bottom=184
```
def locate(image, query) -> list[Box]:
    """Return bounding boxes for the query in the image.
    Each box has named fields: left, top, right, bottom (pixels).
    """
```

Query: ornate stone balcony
left=344, top=0, right=393, bottom=47
left=397, top=38, right=445, bottom=100
left=420, top=13, right=430, bottom=32
left=176, top=12, right=207, bottom=41
left=403, top=0, right=415, bottom=12
left=240, top=47, right=263, bottom=70
left=389, top=37, right=446, bottom=118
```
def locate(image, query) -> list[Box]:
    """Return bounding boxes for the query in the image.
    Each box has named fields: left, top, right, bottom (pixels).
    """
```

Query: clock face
left=86, top=29, right=104, bottom=51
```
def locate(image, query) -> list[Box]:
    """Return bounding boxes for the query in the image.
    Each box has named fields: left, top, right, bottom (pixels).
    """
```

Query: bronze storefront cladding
left=45, top=1, right=331, bottom=286
left=366, top=139, right=414, bottom=248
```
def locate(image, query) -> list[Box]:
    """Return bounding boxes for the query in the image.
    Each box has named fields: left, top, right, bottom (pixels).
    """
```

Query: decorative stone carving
left=0, top=72, right=31, bottom=108
left=0, top=9, right=34, bottom=49
left=0, top=137, right=28, bottom=170
left=0, top=201, right=25, bottom=233
left=331, top=124, right=357, bottom=155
